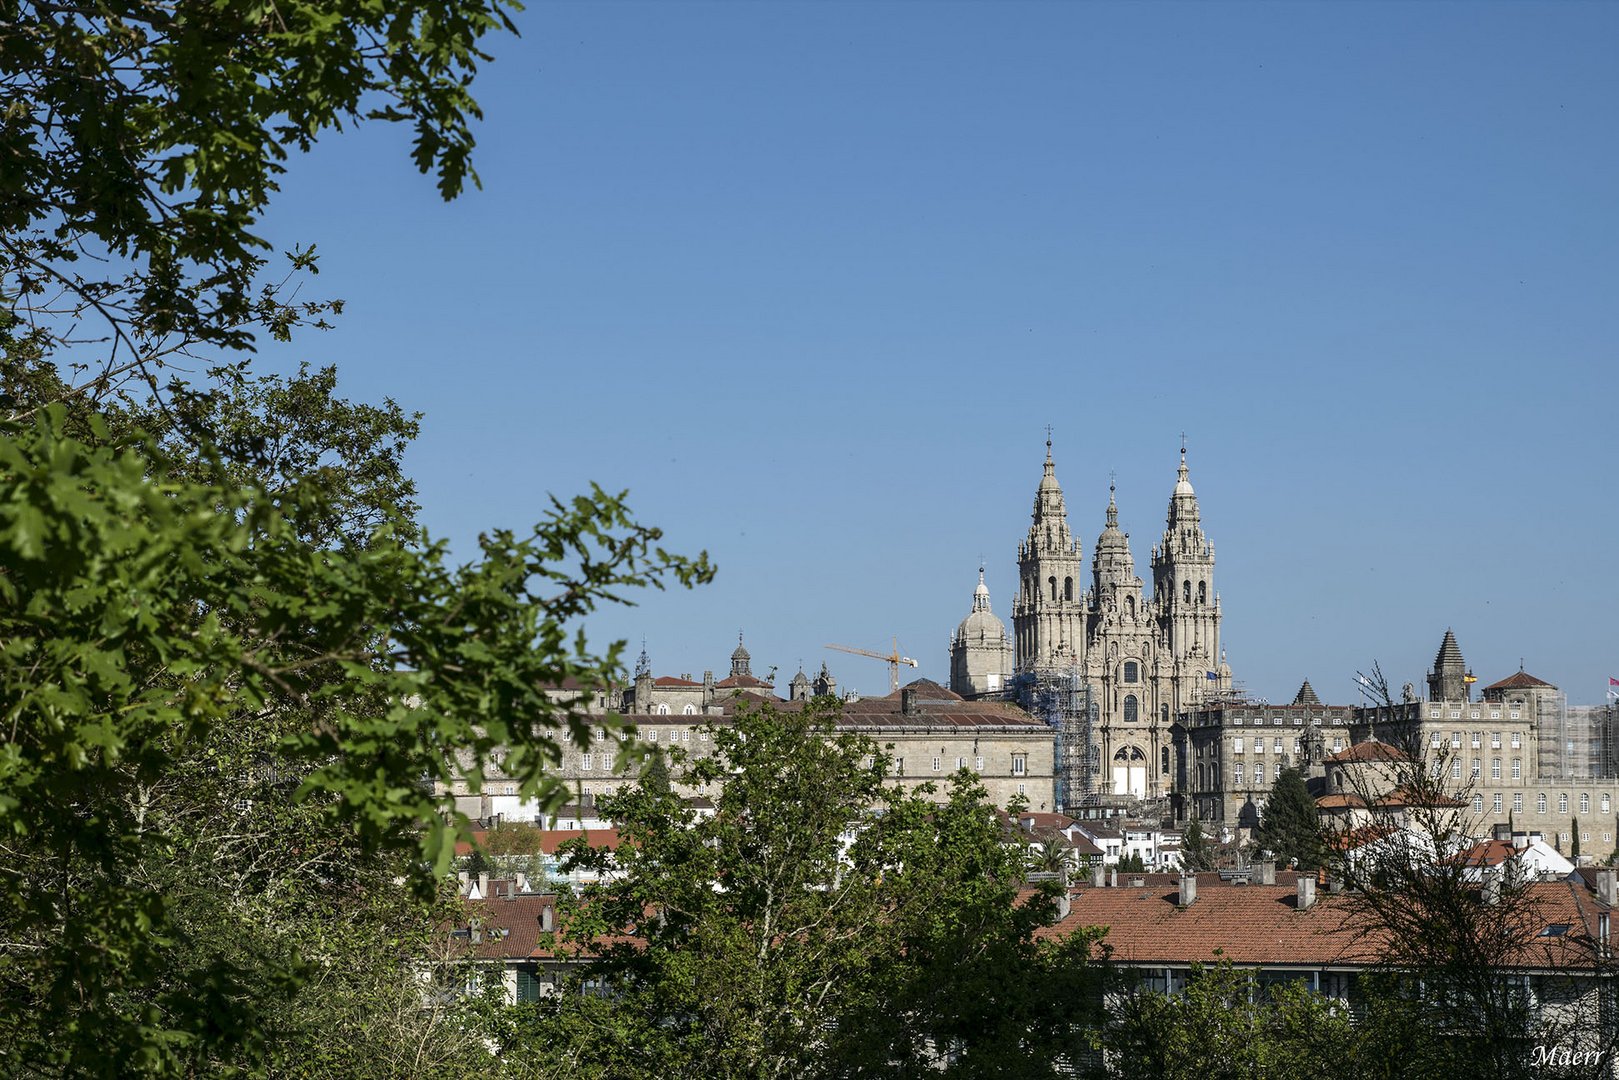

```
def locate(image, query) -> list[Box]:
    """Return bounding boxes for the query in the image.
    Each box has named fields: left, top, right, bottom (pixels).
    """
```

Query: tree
left=0, top=404, right=710, bottom=1074
left=1117, top=851, right=1147, bottom=874
left=2, top=0, right=521, bottom=404
left=1180, top=818, right=1217, bottom=873
left=520, top=702, right=1102, bottom=1079
left=1252, top=766, right=1327, bottom=870
left=1107, top=962, right=1355, bottom=1079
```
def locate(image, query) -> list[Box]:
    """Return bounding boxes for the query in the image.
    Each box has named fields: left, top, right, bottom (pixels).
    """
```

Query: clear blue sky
left=258, top=1, right=1619, bottom=705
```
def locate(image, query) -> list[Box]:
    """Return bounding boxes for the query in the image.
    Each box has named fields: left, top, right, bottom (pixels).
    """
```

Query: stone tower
left=950, top=567, right=1015, bottom=697
left=1427, top=629, right=1470, bottom=702
left=1150, top=445, right=1221, bottom=717
left=1012, top=439, right=1085, bottom=673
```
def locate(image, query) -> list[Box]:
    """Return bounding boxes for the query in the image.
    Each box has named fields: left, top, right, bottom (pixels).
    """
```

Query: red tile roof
left=1483, top=670, right=1555, bottom=692
left=1042, top=878, right=1607, bottom=971
left=652, top=675, right=702, bottom=687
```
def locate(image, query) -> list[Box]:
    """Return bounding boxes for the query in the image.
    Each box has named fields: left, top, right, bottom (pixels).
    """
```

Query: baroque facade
left=950, top=440, right=1232, bottom=801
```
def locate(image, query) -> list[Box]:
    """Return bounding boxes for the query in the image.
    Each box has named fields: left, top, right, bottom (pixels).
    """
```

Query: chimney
left=1109, top=866, right=1118, bottom=888
left=540, top=903, right=555, bottom=933
left=1056, top=890, right=1072, bottom=921
left=1091, top=864, right=1106, bottom=888
left=901, top=688, right=917, bottom=716
left=478, top=872, right=489, bottom=898
left=1297, top=876, right=1317, bottom=911
left=1482, top=867, right=1501, bottom=906
left=469, top=918, right=482, bottom=945
left=1257, top=861, right=1276, bottom=886
left=1179, top=873, right=1198, bottom=906
left=1597, top=870, right=1618, bottom=909
left=458, top=869, right=470, bottom=890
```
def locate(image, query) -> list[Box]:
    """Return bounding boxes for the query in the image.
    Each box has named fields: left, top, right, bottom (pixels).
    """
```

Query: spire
left=730, top=633, right=752, bottom=679
left=1427, top=628, right=1468, bottom=702
left=973, top=565, right=991, bottom=612
left=1039, top=432, right=1060, bottom=493
left=634, top=639, right=651, bottom=679
left=1292, top=679, right=1321, bottom=706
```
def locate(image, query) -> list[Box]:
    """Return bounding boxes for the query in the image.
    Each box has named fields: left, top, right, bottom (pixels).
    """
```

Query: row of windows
left=1435, top=731, right=1523, bottom=750
left=1230, top=737, right=1304, bottom=755
left=1230, top=716, right=1347, bottom=726
left=898, top=754, right=1028, bottom=776
left=1431, top=707, right=1520, bottom=720
left=646, top=703, right=701, bottom=715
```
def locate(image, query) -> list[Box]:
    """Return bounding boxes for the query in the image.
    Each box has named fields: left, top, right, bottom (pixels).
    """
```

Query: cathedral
left=949, top=440, right=1232, bottom=800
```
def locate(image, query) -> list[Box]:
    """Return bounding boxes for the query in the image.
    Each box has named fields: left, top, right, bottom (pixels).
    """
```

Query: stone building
left=445, top=642, right=1057, bottom=820
left=953, top=440, right=1233, bottom=800
left=948, top=568, right=1014, bottom=698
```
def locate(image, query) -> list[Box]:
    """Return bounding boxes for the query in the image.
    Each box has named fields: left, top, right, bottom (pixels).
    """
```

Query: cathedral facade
left=950, top=440, right=1232, bottom=801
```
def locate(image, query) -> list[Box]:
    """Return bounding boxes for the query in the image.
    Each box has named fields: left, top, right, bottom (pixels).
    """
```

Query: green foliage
left=1, top=0, right=522, bottom=383
left=1106, top=963, right=1354, bottom=1079
left=1252, top=765, right=1327, bottom=871
left=1117, top=851, right=1146, bottom=874
left=516, top=702, right=1103, bottom=1078
left=0, top=405, right=710, bottom=1074
left=1180, top=818, right=1216, bottom=872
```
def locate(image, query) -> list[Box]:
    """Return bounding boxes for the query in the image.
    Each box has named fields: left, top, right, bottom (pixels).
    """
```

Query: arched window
left=1126, top=595, right=1136, bottom=618
left=1581, top=793, right=1591, bottom=814
left=1123, top=661, right=1139, bottom=683
left=1049, top=576, right=1057, bottom=602
left=1473, top=794, right=1485, bottom=813
left=1064, top=576, right=1073, bottom=601
left=1604, top=794, right=1612, bottom=814
left=655, top=703, right=670, bottom=715
left=1162, top=746, right=1170, bottom=775
left=1161, top=704, right=1170, bottom=725
left=1234, top=763, right=1244, bottom=785
left=1254, top=763, right=1265, bottom=784
left=682, top=704, right=697, bottom=715
left=1124, top=695, right=1138, bottom=723
left=1538, top=793, right=1548, bottom=814
left=1183, top=580, right=1191, bottom=603
left=1198, top=580, right=1207, bottom=604
left=1559, top=794, right=1569, bottom=814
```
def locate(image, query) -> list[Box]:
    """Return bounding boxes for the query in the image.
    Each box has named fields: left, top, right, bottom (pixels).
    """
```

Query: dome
left=1095, top=484, right=1130, bottom=554
left=954, top=568, right=1008, bottom=645
left=1173, top=446, right=1195, bottom=498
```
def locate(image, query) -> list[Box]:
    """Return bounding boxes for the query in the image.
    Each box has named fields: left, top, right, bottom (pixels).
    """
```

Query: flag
left=1205, top=671, right=1218, bottom=680
left=1609, top=676, right=1619, bottom=688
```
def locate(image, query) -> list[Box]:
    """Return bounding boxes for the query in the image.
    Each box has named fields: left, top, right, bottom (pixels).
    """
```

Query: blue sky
left=257, top=2, right=1619, bottom=705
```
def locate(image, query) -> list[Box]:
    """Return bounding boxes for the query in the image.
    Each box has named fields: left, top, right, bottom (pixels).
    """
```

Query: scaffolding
left=1015, top=668, right=1094, bottom=815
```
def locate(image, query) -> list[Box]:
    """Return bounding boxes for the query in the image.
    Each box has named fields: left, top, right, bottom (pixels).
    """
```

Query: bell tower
left=1012, top=437, right=1085, bottom=673
left=1150, top=444, right=1222, bottom=713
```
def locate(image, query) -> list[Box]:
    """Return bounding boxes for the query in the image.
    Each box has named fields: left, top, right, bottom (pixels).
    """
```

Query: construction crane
left=825, top=638, right=918, bottom=694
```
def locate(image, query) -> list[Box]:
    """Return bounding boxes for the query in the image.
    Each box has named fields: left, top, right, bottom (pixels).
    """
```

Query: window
left=1064, top=576, right=1074, bottom=601
left=975, top=756, right=984, bottom=771
left=932, top=756, right=941, bottom=772
left=700, top=731, right=709, bottom=742
left=1471, top=758, right=1481, bottom=778
left=1274, top=737, right=1284, bottom=754
left=655, top=703, right=669, bottom=715
left=1012, top=754, right=1027, bottom=776
left=1234, top=763, right=1245, bottom=784
left=1451, top=732, right=1462, bottom=749
left=1559, top=794, right=1569, bottom=814
left=1254, top=763, right=1265, bottom=784
left=1604, top=794, right=1612, bottom=814
left=1538, top=794, right=1548, bottom=814
left=1493, top=794, right=1503, bottom=813
left=1513, top=793, right=1523, bottom=812
left=955, top=756, right=965, bottom=770
left=1451, top=761, right=1462, bottom=780
left=683, top=704, right=697, bottom=715
left=1233, top=738, right=1245, bottom=754
left=1491, top=732, right=1501, bottom=749
left=1471, top=732, right=1482, bottom=748
left=1471, top=710, right=1481, bottom=720
left=1430, top=732, right=1443, bottom=748
left=1293, top=739, right=1302, bottom=754
left=1511, top=732, right=1521, bottom=749
left=1511, top=710, right=1521, bottom=719
left=1124, top=695, right=1139, bottom=723
left=1018, top=783, right=1027, bottom=796
left=1581, top=793, right=1591, bottom=814
left=1332, top=736, right=1344, bottom=751
left=1607, top=833, right=1615, bottom=843
left=1473, top=795, right=1484, bottom=813
left=1124, top=661, right=1139, bottom=683
left=647, top=730, right=658, bottom=743
left=1491, top=758, right=1501, bottom=780
left=896, top=757, right=904, bottom=774
left=1583, top=831, right=1591, bottom=843
left=1512, top=758, right=1522, bottom=780
left=581, top=753, right=592, bottom=771
left=1561, top=833, right=1571, bottom=843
